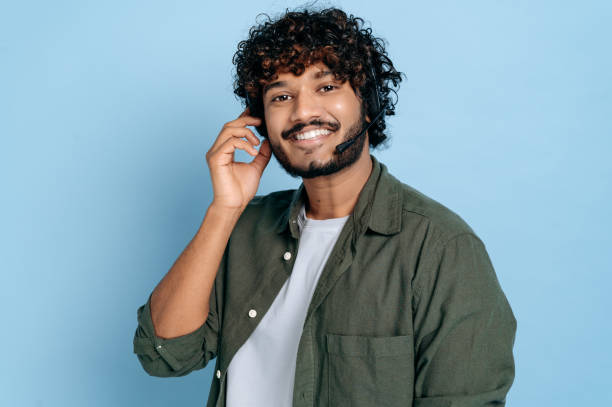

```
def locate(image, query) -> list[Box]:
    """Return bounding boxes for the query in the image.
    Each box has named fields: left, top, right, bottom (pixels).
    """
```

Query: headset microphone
left=334, top=107, right=384, bottom=154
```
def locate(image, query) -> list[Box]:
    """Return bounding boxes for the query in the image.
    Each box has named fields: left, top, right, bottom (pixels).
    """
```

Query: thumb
left=250, top=138, right=272, bottom=174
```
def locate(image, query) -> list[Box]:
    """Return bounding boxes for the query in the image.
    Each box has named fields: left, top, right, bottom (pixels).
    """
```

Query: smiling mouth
left=292, top=128, right=334, bottom=142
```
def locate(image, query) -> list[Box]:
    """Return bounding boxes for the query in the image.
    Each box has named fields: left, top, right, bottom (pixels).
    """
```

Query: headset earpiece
left=368, top=65, right=383, bottom=118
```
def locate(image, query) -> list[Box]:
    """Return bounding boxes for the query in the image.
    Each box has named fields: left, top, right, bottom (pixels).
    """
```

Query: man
left=133, top=7, right=517, bottom=407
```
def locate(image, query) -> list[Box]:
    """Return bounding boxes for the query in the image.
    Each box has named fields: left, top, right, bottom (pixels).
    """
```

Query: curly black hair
left=232, top=6, right=403, bottom=148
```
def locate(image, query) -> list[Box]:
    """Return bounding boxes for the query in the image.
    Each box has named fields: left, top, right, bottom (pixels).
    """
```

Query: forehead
left=262, top=63, right=338, bottom=94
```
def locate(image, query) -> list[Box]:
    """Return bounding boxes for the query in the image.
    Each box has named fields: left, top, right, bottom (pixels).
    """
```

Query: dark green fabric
left=133, top=155, right=517, bottom=407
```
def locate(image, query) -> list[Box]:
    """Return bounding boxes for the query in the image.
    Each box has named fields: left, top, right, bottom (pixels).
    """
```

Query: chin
left=274, top=145, right=365, bottom=179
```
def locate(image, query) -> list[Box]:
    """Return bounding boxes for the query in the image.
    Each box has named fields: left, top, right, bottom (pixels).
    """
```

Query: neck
left=302, top=146, right=373, bottom=220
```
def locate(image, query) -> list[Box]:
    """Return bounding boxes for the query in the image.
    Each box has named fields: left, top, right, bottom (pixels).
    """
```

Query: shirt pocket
left=326, top=333, right=413, bottom=406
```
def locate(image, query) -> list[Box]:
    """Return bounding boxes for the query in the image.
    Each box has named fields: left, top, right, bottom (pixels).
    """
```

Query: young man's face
left=262, top=62, right=369, bottom=179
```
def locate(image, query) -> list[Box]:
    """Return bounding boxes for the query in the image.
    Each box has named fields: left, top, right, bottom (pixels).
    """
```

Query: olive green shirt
left=133, top=155, right=517, bottom=407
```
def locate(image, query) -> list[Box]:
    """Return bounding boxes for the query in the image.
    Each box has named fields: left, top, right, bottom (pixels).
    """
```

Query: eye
left=271, top=94, right=291, bottom=102
left=320, top=84, right=337, bottom=92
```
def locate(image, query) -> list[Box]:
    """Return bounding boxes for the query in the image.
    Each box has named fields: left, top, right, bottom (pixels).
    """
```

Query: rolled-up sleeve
left=133, top=259, right=222, bottom=377
left=412, top=233, right=517, bottom=406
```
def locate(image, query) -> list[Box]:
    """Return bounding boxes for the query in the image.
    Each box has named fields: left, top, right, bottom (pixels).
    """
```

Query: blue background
left=2, top=0, right=610, bottom=405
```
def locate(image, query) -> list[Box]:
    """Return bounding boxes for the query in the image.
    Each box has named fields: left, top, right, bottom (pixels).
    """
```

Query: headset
left=245, top=64, right=385, bottom=154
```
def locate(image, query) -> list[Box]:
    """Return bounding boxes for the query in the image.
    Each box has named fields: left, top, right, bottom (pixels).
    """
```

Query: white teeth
left=294, top=129, right=332, bottom=140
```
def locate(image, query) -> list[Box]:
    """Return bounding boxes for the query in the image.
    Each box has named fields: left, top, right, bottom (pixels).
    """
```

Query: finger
left=211, top=126, right=260, bottom=153
left=224, top=115, right=262, bottom=129
left=217, top=137, right=259, bottom=159
left=222, top=126, right=260, bottom=146
left=233, top=127, right=260, bottom=146
left=209, top=137, right=256, bottom=165
left=249, top=138, right=272, bottom=174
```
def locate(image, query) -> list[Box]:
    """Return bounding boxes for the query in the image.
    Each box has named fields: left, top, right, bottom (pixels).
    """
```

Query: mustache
left=281, top=119, right=341, bottom=139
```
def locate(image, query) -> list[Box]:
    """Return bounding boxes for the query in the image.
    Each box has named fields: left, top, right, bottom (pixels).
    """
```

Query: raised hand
left=205, top=108, right=272, bottom=211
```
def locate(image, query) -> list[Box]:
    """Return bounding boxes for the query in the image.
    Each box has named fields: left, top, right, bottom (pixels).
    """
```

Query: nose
left=289, top=89, right=325, bottom=124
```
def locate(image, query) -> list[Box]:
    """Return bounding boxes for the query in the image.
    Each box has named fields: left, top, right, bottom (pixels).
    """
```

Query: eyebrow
left=262, top=70, right=334, bottom=96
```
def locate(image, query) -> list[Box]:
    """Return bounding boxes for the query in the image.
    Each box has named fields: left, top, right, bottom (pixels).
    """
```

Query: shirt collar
left=274, top=154, right=402, bottom=238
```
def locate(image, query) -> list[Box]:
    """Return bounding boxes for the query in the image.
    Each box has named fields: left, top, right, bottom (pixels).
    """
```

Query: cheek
left=332, top=101, right=362, bottom=125
left=264, top=110, right=284, bottom=134
left=332, top=101, right=347, bottom=113
left=330, top=92, right=362, bottom=118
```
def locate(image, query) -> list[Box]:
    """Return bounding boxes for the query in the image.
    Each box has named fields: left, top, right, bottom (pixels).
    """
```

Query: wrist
left=208, top=201, right=245, bottom=219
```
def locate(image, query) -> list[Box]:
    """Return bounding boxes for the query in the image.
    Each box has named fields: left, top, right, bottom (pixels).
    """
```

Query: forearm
left=149, top=203, right=242, bottom=339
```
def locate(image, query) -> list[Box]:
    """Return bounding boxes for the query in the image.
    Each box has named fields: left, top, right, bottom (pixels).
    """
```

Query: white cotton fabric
left=226, top=203, right=349, bottom=407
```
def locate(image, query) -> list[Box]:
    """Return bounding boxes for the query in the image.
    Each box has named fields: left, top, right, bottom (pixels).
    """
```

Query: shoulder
left=384, top=168, right=480, bottom=246
left=245, top=188, right=295, bottom=215
left=232, top=189, right=296, bottom=233
left=247, top=189, right=295, bottom=208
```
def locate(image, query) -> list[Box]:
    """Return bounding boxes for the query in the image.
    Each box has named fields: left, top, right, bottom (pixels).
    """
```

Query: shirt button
left=156, top=345, right=162, bottom=350
left=248, top=309, right=257, bottom=318
left=216, top=369, right=221, bottom=379
left=283, top=251, right=292, bottom=261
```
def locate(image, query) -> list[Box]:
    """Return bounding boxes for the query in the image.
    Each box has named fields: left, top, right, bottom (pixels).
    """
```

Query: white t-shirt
left=226, top=203, right=349, bottom=407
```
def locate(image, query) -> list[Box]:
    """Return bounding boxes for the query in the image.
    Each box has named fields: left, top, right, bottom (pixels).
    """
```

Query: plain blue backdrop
left=1, top=0, right=610, bottom=405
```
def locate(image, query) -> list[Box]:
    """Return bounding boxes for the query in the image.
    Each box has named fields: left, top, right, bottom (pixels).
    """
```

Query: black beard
left=268, top=110, right=368, bottom=179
